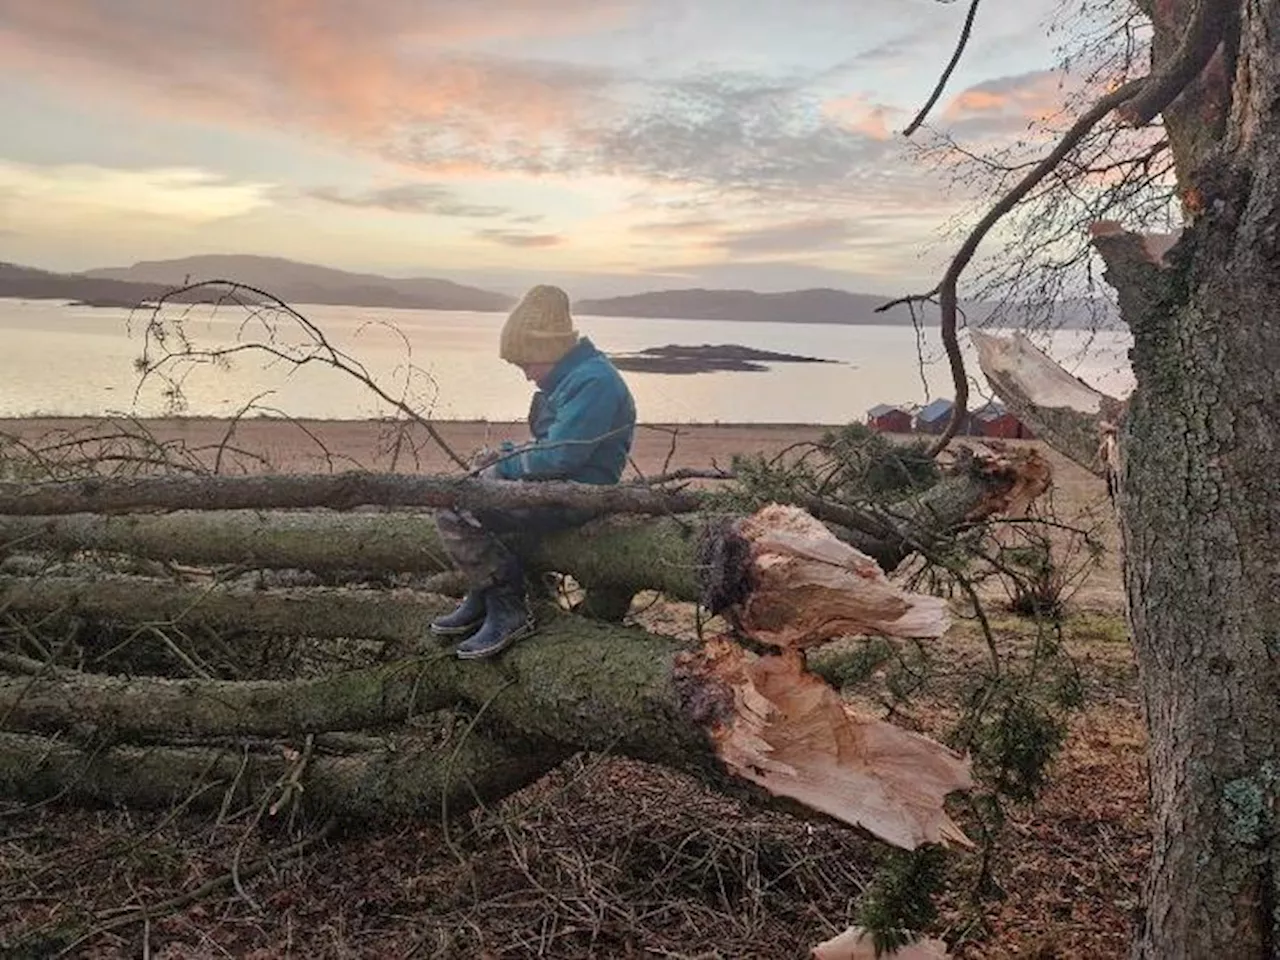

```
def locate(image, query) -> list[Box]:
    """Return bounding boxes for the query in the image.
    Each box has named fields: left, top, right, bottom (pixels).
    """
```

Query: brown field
left=0, top=417, right=1145, bottom=958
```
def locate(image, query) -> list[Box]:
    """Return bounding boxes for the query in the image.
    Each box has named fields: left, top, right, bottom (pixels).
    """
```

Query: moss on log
left=0, top=611, right=708, bottom=759
left=0, top=574, right=449, bottom=646
left=0, top=729, right=565, bottom=821
left=0, top=509, right=456, bottom=575
left=0, top=507, right=970, bottom=851
left=0, top=449, right=1052, bottom=599
left=0, top=499, right=1010, bottom=848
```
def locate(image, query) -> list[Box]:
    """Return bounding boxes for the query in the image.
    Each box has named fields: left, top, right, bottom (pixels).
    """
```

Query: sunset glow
left=0, top=0, right=1085, bottom=295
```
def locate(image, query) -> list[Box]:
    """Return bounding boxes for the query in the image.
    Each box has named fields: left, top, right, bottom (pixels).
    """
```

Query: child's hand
left=468, top=446, right=499, bottom=470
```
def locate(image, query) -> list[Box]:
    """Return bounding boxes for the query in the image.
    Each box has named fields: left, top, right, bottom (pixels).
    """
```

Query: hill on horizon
left=575, top=287, right=910, bottom=325
left=0, top=262, right=234, bottom=309
left=2, top=254, right=1121, bottom=329
left=85, top=254, right=516, bottom=313
left=574, top=286, right=1121, bottom=329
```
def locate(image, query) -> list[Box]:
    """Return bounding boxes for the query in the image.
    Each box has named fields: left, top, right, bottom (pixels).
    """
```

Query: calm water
left=0, top=298, right=1134, bottom=424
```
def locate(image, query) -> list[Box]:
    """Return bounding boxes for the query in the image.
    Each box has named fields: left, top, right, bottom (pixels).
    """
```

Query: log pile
left=0, top=448, right=1050, bottom=853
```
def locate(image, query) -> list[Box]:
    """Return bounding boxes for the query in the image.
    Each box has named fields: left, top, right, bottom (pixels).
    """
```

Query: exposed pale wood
left=1089, top=220, right=1183, bottom=266
left=687, top=503, right=972, bottom=851
left=692, top=639, right=972, bottom=851
left=970, top=330, right=1124, bottom=477
left=812, top=926, right=951, bottom=959
left=730, top=504, right=950, bottom=648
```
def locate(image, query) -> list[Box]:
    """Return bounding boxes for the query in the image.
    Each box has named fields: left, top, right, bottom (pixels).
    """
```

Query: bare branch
left=903, top=0, right=984, bottom=137
left=133, top=281, right=470, bottom=471
left=883, top=77, right=1145, bottom=457
left=1116, top=0, right=1232, bottom=127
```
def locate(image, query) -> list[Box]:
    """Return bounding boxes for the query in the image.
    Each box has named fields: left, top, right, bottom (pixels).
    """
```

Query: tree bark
left=0, top=506, right=971, bottom=850
left=0, top=509, right=454, bottom=576
left=979, top=6, right=1280, bottom=947
left=0, top=472, right=703, bottom=518
left=1098, top=226, right=1280, bottom=960
left=0, top=449, right=1052, bottom=590
left=0, top=729, right=565, bottom=821
left=1100, top=5, right=1280, bottom=956
left=0, top=574, right=449, bottom=647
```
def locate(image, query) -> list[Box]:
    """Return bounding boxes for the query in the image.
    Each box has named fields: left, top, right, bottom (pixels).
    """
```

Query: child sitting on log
left=431, top=284, right=637, bottom=659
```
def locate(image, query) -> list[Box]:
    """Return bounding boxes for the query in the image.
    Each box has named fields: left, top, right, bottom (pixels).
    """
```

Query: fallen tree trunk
left=0, top=510, right=458, bottom=577
left=0, top=448, right=1052, bottom=589
left=0, top=574, right=448, bottom=647
left=0, top=729, right=566, bottom=821
left=0, top=536, right=947, bottom=743
left=0, top=505, right=972, bottom=850
left=0, top=472, right=703, bottom=518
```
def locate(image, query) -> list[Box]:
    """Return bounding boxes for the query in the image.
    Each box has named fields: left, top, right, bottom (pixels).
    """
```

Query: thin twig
left=880, top=77, right=1146, bottom=456
left=48, top=817, right=338, bottom=958
left=134, top=281, right=469, bottom=470
left=903, top=0, right=984, bottom=137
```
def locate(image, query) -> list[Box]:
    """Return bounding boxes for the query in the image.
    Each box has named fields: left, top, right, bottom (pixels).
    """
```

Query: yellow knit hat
left=499, top=285, right=580, bottom=366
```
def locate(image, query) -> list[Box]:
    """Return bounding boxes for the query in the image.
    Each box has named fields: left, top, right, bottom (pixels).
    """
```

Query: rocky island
left=607, top=343, right=840, bottom=374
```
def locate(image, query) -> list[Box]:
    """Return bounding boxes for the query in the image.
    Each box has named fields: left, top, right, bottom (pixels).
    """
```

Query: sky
left=0, top=0, right=1089, bottom=296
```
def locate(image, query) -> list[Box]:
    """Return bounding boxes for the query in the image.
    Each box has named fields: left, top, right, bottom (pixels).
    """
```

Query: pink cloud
left=941, top=70, right=1067, bottom=127
left=822, top=93, right=900, bottom=141
left=0, top=0, right=626, bottom=150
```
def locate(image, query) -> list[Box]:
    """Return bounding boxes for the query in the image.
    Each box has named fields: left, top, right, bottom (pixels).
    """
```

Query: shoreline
left=0, top=415, right=844, bottom=477
left=0, top=415, right=850, bottom=429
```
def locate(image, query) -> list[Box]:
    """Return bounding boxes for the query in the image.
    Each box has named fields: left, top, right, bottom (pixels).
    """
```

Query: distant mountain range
left=83, top=255, right=516, bottom=312
left=0, top=262, right=230, bottom=309
left=574, top=288, right=892, bottom=324
left=1, top=254, right=1121, bottom=328
left=574, top=287, right=1121, bottom=329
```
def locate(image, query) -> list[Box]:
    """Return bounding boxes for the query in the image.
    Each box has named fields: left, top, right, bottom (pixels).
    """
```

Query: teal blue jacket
left=496, top=338, right=636, bottom=485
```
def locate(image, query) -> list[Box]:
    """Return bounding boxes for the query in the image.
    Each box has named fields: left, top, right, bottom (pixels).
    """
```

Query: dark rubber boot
left=429, top=589, right=487, bottom=639
left=455, top=585, right=535, bottom=660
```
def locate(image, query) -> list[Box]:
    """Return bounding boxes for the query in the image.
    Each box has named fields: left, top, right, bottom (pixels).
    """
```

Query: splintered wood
left=969, top=447, right=1053, bottom=521
left=970, top=330, right=1112, bottom=416
left=1089, top=219, right=1182, bottom=266
left=699, top=639, right=973, bottom=850
left=690, top=503, right=972, bottom=850
left=732, top=504, right=950, bottom=647
left=970, top=329, right=1125, bottom=478
left=811, top=926, right=951, bottom=959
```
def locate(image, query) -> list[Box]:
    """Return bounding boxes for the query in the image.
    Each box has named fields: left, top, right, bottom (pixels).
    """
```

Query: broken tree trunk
left=0, top=504, right=972, bottom=850
left=970, top=329, right=1125, bottom=478
left=0, top=447, right=1052, bottom=589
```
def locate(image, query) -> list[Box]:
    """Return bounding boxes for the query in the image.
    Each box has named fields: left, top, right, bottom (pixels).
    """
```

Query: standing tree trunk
left=976, top=5, right=1280, bottom=953
left=1107, top=5, right=1280, bottom=956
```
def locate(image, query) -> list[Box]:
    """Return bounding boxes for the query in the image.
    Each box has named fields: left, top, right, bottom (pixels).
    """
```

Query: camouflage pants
left=435, top=505, right=592, bottom=591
